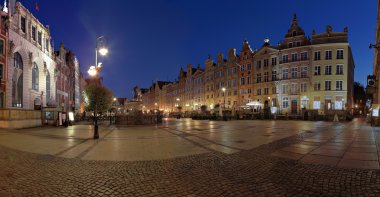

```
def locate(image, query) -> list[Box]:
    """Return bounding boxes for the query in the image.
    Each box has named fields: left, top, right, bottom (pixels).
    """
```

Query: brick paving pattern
left=1, top=125, right=380, bottom=196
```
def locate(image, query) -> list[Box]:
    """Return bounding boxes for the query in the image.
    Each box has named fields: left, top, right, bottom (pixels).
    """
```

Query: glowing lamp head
left=88, top=66, right=97, bottom=76
left=98, top=48, right=109, bottom=56
left=97, top=62, right=103, bottom=69
left=222, top=87, right=226, bottom=92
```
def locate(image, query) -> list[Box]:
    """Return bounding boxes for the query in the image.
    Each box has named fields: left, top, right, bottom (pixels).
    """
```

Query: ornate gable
left=284, top=14, right=305, bottom=38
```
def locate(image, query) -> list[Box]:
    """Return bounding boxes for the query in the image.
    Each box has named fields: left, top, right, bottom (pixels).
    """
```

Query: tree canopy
left=83, top=84, right=113, bottom=113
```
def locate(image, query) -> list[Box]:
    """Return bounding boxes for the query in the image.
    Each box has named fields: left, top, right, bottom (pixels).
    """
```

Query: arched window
left=46, top=71, right=50, bottom=103
left=12, top=52, right=23, bottom=107
left=292, top=30, right=297, bottom=37
left=32, top=63, right=39, bottom=91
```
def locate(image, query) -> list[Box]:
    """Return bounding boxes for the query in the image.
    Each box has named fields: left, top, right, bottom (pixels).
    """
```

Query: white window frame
left=336, top=64, right=343, bottom=75
left=336, top=80, right=343, bottom=91
left=325, top=80, right=331, bottom=91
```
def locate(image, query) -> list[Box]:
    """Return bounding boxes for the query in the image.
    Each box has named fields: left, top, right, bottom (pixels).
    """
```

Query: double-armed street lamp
left=87, top=36, right=109, bottom=139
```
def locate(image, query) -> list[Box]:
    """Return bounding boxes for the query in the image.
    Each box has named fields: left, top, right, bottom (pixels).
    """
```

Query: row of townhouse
left=141, top=15, right=355, bottom=115
left=0, top=1, right=81, bottom=112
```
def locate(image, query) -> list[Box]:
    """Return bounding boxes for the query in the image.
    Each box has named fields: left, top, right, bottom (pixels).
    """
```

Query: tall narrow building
left=373, top=0, right=380, bottom=105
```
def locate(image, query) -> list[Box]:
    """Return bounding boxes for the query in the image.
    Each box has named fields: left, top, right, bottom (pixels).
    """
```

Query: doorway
left=291, top=100, right=297, bottom=114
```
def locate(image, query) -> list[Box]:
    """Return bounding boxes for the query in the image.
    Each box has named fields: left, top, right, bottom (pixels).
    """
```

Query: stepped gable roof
left=156, top=81, right=171, bottom=89
left=284, top=14, right=305, bottom=38
left=241, top=39, right=253, bottom=53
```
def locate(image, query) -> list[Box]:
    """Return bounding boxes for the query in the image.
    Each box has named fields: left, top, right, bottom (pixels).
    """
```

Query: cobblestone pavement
left=1, top=120, right=380, bottom=196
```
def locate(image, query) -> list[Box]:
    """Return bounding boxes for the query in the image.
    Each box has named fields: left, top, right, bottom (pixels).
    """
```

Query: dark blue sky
left=20, top=0, right=377, bottom=98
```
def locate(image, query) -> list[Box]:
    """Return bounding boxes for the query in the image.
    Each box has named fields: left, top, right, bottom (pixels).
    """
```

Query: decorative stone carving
left=326, top=25, right=332, bottom=33
left=54, top=68, right=58, bottom=80
left=8, top=40, right=14, bottom=55
left=43, top=62, right=47, bottom=73
left=228, top=48, right=236, bottom=60
left=217, top=53, right=223, bottom=63
left=14, top=2, right=20, bottom=13
left=344, top=26, right=348, bottom=33
left=28, top=51, right=33, bottom=65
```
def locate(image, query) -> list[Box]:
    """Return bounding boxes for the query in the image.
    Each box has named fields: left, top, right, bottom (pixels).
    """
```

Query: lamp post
left=222, top=87, right=226, bottom=108
left=87, top=36, right=108, bottom=139
left=222, top=87, right=227, bottom=120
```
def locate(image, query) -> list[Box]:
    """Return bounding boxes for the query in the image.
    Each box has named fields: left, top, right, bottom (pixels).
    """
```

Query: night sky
left=19, top=0, right=377, bottom=98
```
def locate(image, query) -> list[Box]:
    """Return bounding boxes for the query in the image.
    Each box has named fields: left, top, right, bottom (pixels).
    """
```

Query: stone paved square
left=0, top=118, right=380, bottom=196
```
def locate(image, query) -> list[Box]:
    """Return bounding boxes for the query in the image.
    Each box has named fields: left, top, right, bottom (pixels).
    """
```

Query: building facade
left=310, top=25, right=354, bottom=114
left=0, top=7, right=7, bottom=108
left=140, top=15, right=355, bottom=116
left=372, top=0, right=380, bottom=105
left=6, top=1, right=56, bottom=109
left=54, top=43, right=81, bottom=113
left=2, top=1, right=81, bottom=113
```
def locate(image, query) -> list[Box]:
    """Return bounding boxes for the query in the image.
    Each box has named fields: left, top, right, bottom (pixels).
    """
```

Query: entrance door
left=324, top=99, right=332, bottom=112
left=291, top=100, right=297, bottom=114
left=264, top=100, right=269, bottom=108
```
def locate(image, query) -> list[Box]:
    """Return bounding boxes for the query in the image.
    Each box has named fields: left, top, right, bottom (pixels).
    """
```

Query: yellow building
left=251, top=39, right=279, bottom=113
left=310, top=26, right=354, bottom=114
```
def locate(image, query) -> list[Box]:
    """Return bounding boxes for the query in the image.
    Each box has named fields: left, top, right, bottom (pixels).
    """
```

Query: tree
left=354, top=82, right=366, bottom=103
left=353, top=82, right=367, bottom=115
left=83, top=84, right=113, bottom=114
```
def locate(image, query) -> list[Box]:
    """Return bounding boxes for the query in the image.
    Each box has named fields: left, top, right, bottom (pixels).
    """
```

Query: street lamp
left=88, top=66, right=97, bottom=76
left=88, top=36, right=108, bottom=139
left=222, top=87, right=226, bottom=107
left=222, top=87, right=227, bottom=120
